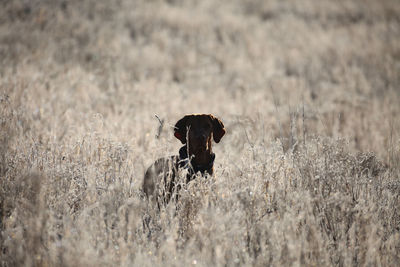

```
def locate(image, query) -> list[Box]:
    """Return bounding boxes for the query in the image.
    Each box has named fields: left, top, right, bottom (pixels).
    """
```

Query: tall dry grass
left=1, top=0, right=400, bottom=266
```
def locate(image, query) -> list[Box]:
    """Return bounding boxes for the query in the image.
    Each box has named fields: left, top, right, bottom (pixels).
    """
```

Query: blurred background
left=2, top=0, right=400, bottom=164
left=1, top=0, right=399, bottom=161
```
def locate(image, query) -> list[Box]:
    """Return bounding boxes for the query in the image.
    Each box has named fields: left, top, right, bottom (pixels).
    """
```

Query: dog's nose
left=196, top=133, right=207, bottom=142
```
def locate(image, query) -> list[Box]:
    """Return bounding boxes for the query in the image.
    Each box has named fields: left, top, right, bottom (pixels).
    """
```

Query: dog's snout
left=196, top=132, right=207, bottom=142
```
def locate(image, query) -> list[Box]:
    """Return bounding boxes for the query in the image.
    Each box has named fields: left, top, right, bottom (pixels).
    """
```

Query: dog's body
left=143, top=114, right=225, bottom=206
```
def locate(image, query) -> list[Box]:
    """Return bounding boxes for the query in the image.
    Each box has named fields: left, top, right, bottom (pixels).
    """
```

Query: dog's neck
left=178, top=144, right=215, bottom=175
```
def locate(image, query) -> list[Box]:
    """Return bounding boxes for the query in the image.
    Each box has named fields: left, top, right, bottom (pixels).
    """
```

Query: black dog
left=142, top=114, right=225, bottom=206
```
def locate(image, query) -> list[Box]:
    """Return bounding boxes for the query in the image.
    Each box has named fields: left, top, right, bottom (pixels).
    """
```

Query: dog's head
left=174, top=114, right=225, bottom=153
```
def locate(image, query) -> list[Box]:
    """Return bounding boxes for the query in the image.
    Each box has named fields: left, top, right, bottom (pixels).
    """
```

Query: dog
left=142, top=114, right=225, bottom=206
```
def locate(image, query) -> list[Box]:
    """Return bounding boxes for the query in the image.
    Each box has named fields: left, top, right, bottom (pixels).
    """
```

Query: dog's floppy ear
left=174, top=115, right=190, bottom=144
left=210, top=115, right=226, bottom=143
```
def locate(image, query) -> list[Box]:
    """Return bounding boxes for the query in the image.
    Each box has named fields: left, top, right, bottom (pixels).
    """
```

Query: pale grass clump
left=1, top=89, right=399, bottom=265
left=1, top=0, right=400, bottom=266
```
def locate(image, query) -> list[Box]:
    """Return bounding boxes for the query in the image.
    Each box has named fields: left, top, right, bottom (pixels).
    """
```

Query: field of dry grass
left=1, top=0, right=400, bottom=266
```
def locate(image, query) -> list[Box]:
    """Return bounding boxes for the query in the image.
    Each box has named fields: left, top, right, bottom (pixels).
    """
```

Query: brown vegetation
left=1, top=0, right=399, bottom=266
